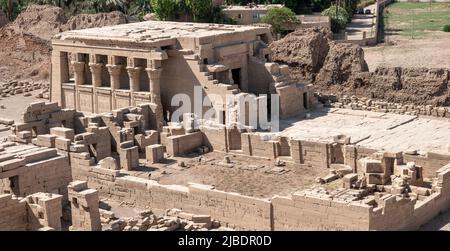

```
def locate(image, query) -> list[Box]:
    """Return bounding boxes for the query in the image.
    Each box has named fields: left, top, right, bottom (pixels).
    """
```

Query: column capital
left=89, top=63, right=103, bottom=73
left=106, top=64, right=123, bottom=76
left=127, top=66, right=143, bottom=78
left=145, top=68, right=163, bottom=79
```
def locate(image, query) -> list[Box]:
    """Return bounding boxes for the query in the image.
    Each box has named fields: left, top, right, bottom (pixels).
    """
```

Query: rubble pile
left=0, top=80, right=49, bottom=98
left=327, top=95, right=450, bottom=118
left=102, top=208, right=231, bottom=231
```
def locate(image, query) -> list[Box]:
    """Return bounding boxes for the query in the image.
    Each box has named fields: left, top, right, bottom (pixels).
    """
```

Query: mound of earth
left=315, top=42, right=369, bottom=87
left=354, top=67, right=450, bottom=106
left=10, top=4, right=67, bottom=40
left=0, top=27, right=51, bottom=81
left=0, top=4, right=130, bottom=83
left=270, top=27, right=332, bottom=83
left=63, top=11, right=128, bottom=31
left=271, top=27, right=450, bottom=107
left=0, top=10, right=8, bottom=28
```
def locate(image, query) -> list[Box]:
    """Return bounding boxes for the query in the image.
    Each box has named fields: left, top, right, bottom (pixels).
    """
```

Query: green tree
left=321, top=4, right=348, bottom=32
left=261, top=6, right=296, bottom=35
left=185, top=0, right=211, bottom=22
left=150, top=0, right=178, bottom=20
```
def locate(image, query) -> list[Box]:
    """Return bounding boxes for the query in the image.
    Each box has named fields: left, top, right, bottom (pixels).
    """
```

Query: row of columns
left=70, top=53, right=163, bottom=104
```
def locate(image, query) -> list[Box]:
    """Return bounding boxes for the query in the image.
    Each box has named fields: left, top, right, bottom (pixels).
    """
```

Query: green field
left=384, top=2, right=450, bottom=38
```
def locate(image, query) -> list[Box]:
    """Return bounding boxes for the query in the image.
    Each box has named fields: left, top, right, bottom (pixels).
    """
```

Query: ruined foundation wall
left=19, top=155, right=71, bottom=199
left=1, top=145, right=72, bottom=200
left=72, top=163, right=272, bottom=230
left=369, top=164, right=450, bottom=230
left=404, top=152, right=450, bottom=178
left=0, top=194, right=27, bottom=231
left=69, top=148, right=450, bottom=231
left=272, top=195, right=371, bottom=230
left=0, top=193, right=62, bottom=231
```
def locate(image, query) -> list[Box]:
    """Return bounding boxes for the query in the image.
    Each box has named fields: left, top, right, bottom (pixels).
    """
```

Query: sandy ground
left=0, top=90, right=42, bottom=139
left=363, top=32, right=450, bottom=71
left=123, top=152, right=329, bottom=198
left=420, top=209, right=450, bottom=231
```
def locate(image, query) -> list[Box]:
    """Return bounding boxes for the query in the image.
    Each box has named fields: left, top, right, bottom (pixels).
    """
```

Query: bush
left=261, top=6, right=297, bottom=35
left=443, top=24, right=450, bottom=32
left=321, top=4, right=349, bottom=32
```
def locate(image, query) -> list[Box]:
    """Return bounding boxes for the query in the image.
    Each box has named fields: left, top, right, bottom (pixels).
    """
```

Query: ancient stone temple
left=50, top=21, right=315, bottom=129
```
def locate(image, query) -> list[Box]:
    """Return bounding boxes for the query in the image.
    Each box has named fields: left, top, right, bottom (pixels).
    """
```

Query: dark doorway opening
left=9, top=176, right=20, bottom=195
left=303, top=92, right=308, bottom=109
left=231, top=68, right=241, bottom=87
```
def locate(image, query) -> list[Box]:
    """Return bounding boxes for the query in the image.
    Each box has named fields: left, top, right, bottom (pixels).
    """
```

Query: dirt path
left=363, top=32, right=450, bottom=71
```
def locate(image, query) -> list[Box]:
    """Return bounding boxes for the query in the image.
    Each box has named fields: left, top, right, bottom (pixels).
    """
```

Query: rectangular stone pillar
left=68, top=181, right=101, bottom=231
left=25, top=192, right=63, bottom=231
left=51, top=50, right=70, bottom=106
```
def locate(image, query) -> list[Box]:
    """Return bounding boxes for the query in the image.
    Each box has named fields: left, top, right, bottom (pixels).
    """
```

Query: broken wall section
left=0, top=192, right=63, bottom=231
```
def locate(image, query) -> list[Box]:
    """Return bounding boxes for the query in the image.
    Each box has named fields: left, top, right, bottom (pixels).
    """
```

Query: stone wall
left=71, top=157, right=450, bottom=230
left=72, top=161, right=272, bottom=230
left=0, top=144, right=72, bottom=200
left=0, top=194, right=27, bottom=231
left=369, top=164, right=450, bottom=230
left=272, top=194, right=371, bottom=230
left=0, top=192, right=63, bottom=231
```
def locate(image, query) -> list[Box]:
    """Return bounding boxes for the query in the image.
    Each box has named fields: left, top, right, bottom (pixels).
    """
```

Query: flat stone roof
left=53, top=21, right=269, bottom=44
left=274, top=108, right=450, bottom=154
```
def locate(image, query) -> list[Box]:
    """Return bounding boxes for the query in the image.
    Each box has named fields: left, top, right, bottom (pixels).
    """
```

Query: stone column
left=146, top=67, right=163, bottom=103
left=146, top=62, right=164, bottom=131
left=71, top=61, right=85, bottom=86
left=127, top=67, right=142, bottom=93
left=89, top=63, right=103, bottom=87
left=127, top=66, right=142, bottom=106
left=106, top=64, right=123, bottom=91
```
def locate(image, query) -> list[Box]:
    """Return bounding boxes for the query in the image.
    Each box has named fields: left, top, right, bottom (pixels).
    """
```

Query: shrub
left=321, top=4, right=349, bottom=32
left=443, top=24, right=450, bottom=32
left=261, top=7, right=297, bottom=35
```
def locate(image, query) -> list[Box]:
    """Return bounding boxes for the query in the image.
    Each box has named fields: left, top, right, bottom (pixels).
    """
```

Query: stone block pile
left=0, top=80, right=49, bottom=98
left=102, top=208, right=231, bottom=231
left=330, top=95, right=450, bottom=118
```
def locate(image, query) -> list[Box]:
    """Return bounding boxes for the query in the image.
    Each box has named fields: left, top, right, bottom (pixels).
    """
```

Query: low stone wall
left=71, top=158, right=450, bottom=230
left=72, top=160, right=272, bottom=230
left=0, top=192, right=63, bottom=231
left=369, top=164, right=450, bottom=230
left=0, top=144, right=72, bottom=200
left=404, top=152, right=450, bottom=178
left=0, top=194, right=27, bottom=231
left=272, top=193, right=371, bottom=230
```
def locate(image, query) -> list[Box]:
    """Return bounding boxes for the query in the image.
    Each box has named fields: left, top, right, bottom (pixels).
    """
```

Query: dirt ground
left=364, top=32, right=450, bottom=71
left=420, top=208, right=450, bottom=231
left=125, top=151, right=329, bottom=198
left=0, top=90, right=42, bottom=139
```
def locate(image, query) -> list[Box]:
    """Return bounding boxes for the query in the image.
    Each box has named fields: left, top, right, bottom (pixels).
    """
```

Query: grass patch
left=384, top=2, right=450, bottom=38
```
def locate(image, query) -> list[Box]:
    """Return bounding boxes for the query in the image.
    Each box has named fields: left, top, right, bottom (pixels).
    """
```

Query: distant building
left=222, top=4, right=284, bottom=25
